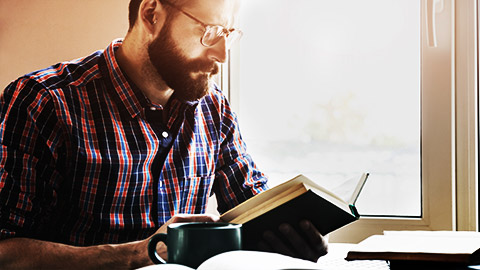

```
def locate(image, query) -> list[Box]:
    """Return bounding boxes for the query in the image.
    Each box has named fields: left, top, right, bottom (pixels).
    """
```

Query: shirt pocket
left=170, top=175, right=216, bottom=214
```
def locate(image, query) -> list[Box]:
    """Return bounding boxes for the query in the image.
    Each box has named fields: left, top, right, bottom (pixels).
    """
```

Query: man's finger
left=263, top=230, right=296, bottom=258
left=300, top=220, right=328, bottom=256
left=279, top=224, right=316, bottom=261
left=257, top=240, right=274, bottom=253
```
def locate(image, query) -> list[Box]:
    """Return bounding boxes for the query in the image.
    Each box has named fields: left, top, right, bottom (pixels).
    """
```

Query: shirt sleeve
left=211, top=90, right=269, bottom=214
left=0, top=77, right=66, bottom=240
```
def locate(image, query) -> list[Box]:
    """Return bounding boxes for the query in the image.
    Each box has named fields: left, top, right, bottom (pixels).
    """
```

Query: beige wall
left=0, top=0, right=130, bottom=89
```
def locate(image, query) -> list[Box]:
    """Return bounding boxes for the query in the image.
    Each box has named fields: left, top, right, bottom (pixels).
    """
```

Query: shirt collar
left=99, top=39, right=199, bottom=120
left=99, top=39, right=144, bottom=119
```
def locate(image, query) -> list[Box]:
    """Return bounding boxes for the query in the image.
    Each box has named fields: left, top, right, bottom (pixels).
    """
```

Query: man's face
left=147, top=0, right=239, bottom=102
left=147, top=18, right=219, bottom=102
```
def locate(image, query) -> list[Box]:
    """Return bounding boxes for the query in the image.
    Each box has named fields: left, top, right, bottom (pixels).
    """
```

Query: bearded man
left=0, top=0, right=327, bottom=268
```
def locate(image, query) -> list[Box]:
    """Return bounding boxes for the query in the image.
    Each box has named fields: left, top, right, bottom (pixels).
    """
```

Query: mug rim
left=168, top=222, right=241, bottom=230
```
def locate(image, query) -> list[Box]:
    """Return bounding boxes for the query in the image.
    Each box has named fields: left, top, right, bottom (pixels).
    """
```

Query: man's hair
left=128, top=0, right=187, bottom=30
left=128, top=0, right=142, bottom=29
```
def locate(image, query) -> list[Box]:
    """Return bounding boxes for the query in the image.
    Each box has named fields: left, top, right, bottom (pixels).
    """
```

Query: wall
left=0, top=0, right=130, bottom=89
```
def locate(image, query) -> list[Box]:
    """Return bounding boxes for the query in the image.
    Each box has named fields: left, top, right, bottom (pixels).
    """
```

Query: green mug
left=148, top=222, right=242, bottom=268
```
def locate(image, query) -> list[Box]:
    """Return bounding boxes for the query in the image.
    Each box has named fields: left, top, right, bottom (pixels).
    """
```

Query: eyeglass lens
left=202, top=26, right=242, bottom=48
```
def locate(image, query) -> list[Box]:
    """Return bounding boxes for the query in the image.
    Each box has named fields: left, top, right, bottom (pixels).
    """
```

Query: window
left=225, top=0, right=477, bottom=241
left=232, top=0, right=421, bottom=217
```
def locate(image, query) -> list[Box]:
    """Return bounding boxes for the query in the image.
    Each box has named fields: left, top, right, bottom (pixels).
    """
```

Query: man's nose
left=207, top=37, right=228, bottom=63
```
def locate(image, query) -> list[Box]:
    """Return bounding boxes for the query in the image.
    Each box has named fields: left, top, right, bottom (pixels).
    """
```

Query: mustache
left=187, top=58, right=219, bottom=75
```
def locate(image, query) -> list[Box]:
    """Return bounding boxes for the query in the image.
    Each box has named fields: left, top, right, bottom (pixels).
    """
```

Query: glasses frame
left=161, top=0, right=243, bottom=48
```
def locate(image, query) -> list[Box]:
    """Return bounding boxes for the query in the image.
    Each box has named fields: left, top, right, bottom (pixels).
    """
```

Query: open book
left=346, top=231, right=480, bottom=267
left=138, top=250, right=322, bottom=270
left=220, top=173, right=369, bottom=250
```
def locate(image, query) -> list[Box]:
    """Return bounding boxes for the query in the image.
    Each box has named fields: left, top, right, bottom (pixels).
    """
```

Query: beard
left=147, top=20, right=219, bottom=102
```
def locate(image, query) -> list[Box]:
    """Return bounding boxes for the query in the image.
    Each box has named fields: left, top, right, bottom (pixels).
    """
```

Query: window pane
left=235, top=0, right=421, bottom=216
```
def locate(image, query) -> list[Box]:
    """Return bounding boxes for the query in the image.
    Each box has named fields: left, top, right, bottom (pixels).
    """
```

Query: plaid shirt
left=0, top=39, right=268, bottom=246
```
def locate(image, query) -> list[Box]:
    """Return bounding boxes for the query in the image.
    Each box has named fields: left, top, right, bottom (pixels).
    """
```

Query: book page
left=220, top=175, right=309, bottom=221
left=299, top=175, right=348, bottom=204
left=348, top=172, right=369, bottom=205
left=226, top=183, right=307, bottom=223
left=136, top=264, right=194, bottom=270
left=383, top=230, right=480, bottom=238
left=349, top=231, right=480, bottom=255
left=329, top=173, right=369, bottom=205
left=198, top=250, right=321, bottom=270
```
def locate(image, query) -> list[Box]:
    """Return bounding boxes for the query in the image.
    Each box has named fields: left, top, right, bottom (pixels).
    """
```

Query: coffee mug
left=148, top=222, right=242, bottom=268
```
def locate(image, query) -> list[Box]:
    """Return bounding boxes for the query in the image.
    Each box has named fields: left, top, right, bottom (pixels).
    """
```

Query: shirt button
left=162, top=131, right=169, bottom=138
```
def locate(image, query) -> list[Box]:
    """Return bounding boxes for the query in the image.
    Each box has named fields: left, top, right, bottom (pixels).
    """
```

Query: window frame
left=455, top=0, right=478, bottom=231
left=224, top=0, right=478, bottom=242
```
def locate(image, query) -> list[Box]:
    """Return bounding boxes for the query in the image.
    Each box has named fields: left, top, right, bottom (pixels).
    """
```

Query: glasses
left=161, top=0, right=243, bottom=48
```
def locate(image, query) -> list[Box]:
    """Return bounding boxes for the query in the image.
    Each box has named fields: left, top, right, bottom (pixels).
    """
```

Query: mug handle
left=148, top=234, right=168, bottom=264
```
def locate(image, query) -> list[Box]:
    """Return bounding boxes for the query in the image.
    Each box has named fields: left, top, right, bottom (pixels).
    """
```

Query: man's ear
left=138, top=0, right=166, bottom=34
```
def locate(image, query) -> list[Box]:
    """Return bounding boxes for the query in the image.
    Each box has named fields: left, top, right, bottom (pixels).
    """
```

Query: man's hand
left=148, top=214, right=220, bottom=262
left=257, top=220, right=328, bottom=262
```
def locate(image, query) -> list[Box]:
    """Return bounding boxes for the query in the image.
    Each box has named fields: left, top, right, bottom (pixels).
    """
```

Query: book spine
left=349, top=204, right=360, bottom=219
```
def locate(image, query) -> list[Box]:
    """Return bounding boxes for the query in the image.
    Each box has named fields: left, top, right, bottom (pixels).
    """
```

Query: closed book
left=220, top=173, right=368, bottom=250
left=346, top=231, right=480, bottom=267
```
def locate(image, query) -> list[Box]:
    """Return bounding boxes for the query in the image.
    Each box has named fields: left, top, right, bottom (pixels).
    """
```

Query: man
left=0, top=0, right=327, bottom=268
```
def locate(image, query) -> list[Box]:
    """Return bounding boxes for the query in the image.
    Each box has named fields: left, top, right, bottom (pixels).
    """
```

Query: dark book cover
left=241, top=190, right=359, bottom=250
